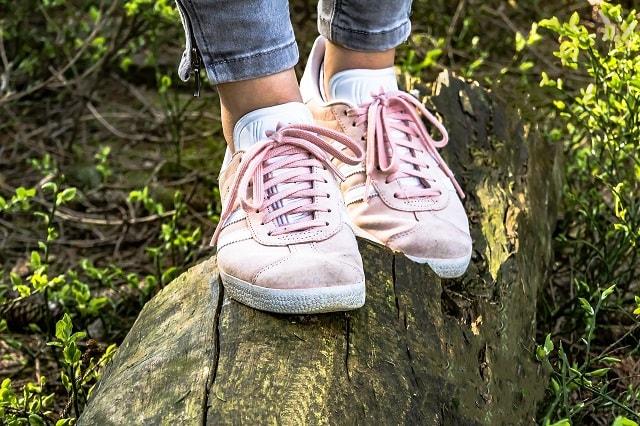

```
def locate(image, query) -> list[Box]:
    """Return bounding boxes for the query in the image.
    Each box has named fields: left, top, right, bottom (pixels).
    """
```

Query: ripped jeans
left=175, top=0, right=412, bottom=87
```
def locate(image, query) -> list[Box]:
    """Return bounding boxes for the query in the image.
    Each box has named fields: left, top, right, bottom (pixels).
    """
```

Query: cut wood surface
left=79, top=71, right=562, bottom=425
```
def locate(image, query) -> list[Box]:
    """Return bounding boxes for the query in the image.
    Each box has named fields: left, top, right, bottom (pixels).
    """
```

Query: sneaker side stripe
left=222, top=208, right=247, bottom=227
left=344, top=185, right=379, bottom=205
left=217, top=228, right=252, bottom=250
left=338, top=163, right=366, bottom=178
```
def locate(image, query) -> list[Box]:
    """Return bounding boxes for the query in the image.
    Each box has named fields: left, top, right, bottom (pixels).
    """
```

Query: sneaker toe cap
left=254, top=253, right=365, bottom=290
left=387, top=219, right=472, bottom=260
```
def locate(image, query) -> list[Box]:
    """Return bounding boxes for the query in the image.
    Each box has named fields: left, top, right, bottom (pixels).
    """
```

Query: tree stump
left=79, top=72, right=562, bottom=425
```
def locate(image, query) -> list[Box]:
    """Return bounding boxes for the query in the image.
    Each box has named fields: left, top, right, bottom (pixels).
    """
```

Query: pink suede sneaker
left=212, top=111, right=366, bottom=313
left=301, top=37, right=472, bottom=278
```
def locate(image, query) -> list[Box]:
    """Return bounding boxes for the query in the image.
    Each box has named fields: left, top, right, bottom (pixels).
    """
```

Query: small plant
left=0, top=376, right=57, bottom=426
left=94, top=146, right=113, bottom=182
left=537, top=3, right=640, bottom=287
left=129, top=187, right=202, bottom=290
left=531, top=2, right=640, bottom=423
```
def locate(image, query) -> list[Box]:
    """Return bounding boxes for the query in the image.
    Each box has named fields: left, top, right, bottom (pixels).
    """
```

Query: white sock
left=222, top=101, right=312, bottom=168
left=232, top=102, right=313, bottom=151
left=324, top=67, right=398, bottom=105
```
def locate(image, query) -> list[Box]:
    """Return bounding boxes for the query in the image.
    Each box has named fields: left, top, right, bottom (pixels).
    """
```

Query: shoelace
left=211, top=124, right=364, bottom=245
left=346, top=90, right=464, bottom=201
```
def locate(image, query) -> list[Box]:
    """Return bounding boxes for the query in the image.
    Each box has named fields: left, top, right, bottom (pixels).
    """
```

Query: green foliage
left=0, top=0, right=178, bottom=100
left=94, top=146, right=112, bottom=182
left=1, top=149, right=208, bottom=422
left=45, top=314, right=117, bottom=419
left=130, top=188, right=202, bottom=290
left=538, top=4, right=640, bottom=283
left=531, top=2, right=640, bottom=423
left=1, top=0, right=219, bottom=422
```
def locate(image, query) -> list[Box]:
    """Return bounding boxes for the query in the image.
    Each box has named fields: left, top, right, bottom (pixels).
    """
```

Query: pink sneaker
left=212, top=104, right=366, bottom=313
left=301, top=37, right=472, bottom=278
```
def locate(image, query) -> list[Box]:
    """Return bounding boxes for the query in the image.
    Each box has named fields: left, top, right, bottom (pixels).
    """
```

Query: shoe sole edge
left=353, top=226, right=471, bottom=278
left=219, top=271, right=366, bottom=314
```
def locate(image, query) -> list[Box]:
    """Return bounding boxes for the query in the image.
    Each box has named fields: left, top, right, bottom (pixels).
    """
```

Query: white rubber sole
left=219, top=271, right=365, bottom=314
left=353, top=227, right=471, bottom=279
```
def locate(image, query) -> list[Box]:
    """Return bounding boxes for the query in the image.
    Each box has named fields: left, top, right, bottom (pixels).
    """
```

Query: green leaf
left=600, top=284, right=616, bottom=301
left=70, top=331, right=87, bottom=342
left=539, top=17, right=561, bottom=32
left=612, top=417, right=639, bottom=426
left=549, top=419, right=571, bottom=426
left=41, top=181, right=58, bottom=194
left=569, top=11, right=580, bottom=27
left=586, top=368, right=610, bottom=377
left=60, top=370, right=71, bottom=391
left=30, top=251, right=41, bottom=268
left=41, top=393, right=55, bottom=408
left=56, top=187, right=77, bottom=206
left=9, top=273, right=22, bottom=286
left=519, top=61, right=535, bottom=72
left=28, top=414, right=45, bottom=426
left=515, top=32, right=526, bottom=52
left=600, top=356, right=621, bottom=365
left=55, top=313, right=73, bottom=342
left=544, top=334, right=554, bottom=354
left=15, top=284, right=32, bottom=297
left=578, top=298, right=594, bottom=316
left=63, top=342, right=81, bottom=365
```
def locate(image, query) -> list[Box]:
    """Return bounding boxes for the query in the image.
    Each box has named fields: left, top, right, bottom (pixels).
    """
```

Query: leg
left=218, top=70, right=301, bottom=145
left=175, top=0, right=301, bottom=147
left=300, top=1, right=472, bottom=277
left=317, top=0, right=412, bottom=97
left=175, top=0, right=366, bottom=314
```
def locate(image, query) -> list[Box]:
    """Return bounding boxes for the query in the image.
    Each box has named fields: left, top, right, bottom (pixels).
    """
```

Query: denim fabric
left=318, top=1, right=412, bottom=52
left=176, top=0, right=412, bottom=85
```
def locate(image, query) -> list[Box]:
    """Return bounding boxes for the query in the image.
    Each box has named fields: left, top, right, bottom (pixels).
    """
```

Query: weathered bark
left=79, top=72, right=561, bottom=425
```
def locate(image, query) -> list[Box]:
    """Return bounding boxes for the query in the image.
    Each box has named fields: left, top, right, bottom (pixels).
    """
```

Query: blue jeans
left=175, top=0, right=412, bottom=86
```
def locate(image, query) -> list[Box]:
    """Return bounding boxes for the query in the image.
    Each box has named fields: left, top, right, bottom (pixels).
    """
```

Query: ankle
left=322, top=41, right=395, bottom=97
left=217, top=69, right=302, bottom=146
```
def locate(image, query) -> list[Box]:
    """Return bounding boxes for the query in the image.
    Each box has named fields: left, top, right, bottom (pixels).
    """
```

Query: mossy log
left=79, top=72, right=562, bottom=425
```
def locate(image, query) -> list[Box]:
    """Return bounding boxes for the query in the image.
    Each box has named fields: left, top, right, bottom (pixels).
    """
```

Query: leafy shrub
left=0, top=1, right=221, bottom=423
left=530, top=2, right=640, bottom=424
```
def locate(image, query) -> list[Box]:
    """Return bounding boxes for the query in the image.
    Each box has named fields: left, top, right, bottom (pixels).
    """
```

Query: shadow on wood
left=79, top=72, right=561, bottom=425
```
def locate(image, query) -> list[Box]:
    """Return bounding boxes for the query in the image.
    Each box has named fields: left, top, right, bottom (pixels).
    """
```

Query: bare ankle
left=322, top=41, right=395, bottom=96
left=217, top=69, right=302, bottom=147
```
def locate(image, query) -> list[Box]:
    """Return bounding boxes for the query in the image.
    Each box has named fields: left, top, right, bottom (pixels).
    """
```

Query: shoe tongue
left=232, top=102, right=316, bottom=228
left=232, top=102, right=313, bottom=151
left=328, top=67, right=398, bottom=105
left=328, top=69, right=425, bottom=191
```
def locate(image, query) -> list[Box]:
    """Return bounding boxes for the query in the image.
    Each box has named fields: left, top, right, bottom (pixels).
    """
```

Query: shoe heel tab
left=300, top=36, right=327, bottom=104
